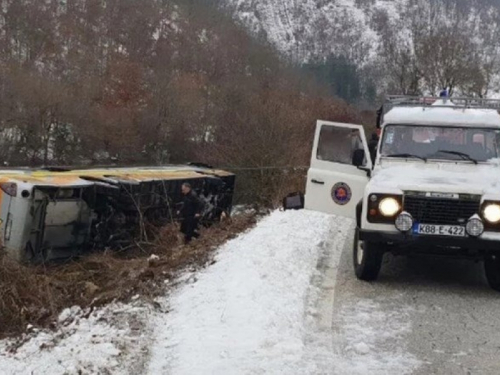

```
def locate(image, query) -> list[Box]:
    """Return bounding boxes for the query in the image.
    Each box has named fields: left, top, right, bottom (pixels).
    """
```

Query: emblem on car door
left=331, top=182, right=352, bottom=205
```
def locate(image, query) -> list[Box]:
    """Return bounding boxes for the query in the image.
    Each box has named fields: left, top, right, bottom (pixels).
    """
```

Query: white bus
left=0, top=165, right=235, bottom=263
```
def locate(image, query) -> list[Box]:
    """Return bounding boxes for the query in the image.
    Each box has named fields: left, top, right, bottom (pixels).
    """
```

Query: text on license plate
left=415, top=224, right=465, bottom=237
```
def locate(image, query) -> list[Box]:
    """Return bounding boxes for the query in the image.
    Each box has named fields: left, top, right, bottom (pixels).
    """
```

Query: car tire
left=484, top=255, right=500, bottom=292
left=353, top=228, right=384, bottom=281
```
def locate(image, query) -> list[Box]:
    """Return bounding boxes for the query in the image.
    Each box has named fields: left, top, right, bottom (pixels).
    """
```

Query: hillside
left=225, top=0, right=500, bottom=99
left=227, top=0, right=399, bottom=64
left=0, top=0, right=364, bottom=205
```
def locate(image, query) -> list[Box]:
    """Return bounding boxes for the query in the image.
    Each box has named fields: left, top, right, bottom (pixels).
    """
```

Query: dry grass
left=0, top=214, right=257, bottom=338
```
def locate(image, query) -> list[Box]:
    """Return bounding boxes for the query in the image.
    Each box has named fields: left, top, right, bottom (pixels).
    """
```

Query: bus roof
left=0, top=165, right=234, bottom=188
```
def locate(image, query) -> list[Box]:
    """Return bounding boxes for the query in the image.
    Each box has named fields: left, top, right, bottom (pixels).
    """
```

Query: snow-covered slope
left=148, top=210, right=419, bottom=374
left=0, top=303, right=153, bottom=374
left=228, top=0, right=403, bottom=64
left=0, top=210, right=420, bottom=374
left=225, top=0, right=500, bottom=97
left=226, top=0, right=498, bottom=63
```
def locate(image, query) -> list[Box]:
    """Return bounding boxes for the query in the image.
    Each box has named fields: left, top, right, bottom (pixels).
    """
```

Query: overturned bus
left=0, top=165, right=235, bottom=263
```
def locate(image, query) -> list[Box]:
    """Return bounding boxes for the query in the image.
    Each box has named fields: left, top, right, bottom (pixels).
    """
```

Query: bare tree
left=376, top=0, right=500, bottom=97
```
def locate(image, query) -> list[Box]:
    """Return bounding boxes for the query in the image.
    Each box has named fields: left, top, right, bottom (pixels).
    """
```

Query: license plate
left=415, top=224, right=466, bottom=237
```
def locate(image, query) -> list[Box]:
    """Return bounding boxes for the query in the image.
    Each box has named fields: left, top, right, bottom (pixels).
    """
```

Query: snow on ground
left=228, top=0, right=407, bottom=64
left=0, top=303, right=153, bottom=375
left=0, top=210, right=419, bottom=374
left=147, top=210, right=419, bottom=374
left=148, top=210, right=338, bottom=374
left=332, top=298, right=419, bottom=374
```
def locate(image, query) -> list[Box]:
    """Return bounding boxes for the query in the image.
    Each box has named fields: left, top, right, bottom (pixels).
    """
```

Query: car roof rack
left=384, top=95, right=500, bottom=111
left=376, top=95, right=500, bottom=128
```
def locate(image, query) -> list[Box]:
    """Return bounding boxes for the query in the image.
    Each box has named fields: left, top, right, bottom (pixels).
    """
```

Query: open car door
left=305, top=120, right=372, bottom=219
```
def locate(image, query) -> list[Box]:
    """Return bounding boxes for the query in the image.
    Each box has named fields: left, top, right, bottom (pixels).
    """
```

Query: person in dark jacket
left=178, top=183, right=203, bottom=244
left=368, top=132, right=379, bottom=164
left=376, top=105, right=383, bottom=129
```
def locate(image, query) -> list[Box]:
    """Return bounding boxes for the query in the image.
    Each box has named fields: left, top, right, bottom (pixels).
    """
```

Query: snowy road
left=352, top=251, right=500, bottom=374
left=150, top=210, right=500, bottom=375
left=2, top=210, right=500, bottom=374
left=145, top=210, right=417, bottom=374
left=334, top=236, right=500, bottom=375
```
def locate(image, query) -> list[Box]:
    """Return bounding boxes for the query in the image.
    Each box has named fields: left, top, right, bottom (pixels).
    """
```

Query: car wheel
left=484, top=255, right=500, bottom=292
left=353, top=228, right=384, bottom=281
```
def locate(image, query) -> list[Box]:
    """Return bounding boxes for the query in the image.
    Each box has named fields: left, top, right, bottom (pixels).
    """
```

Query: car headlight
left=483, top=204, right=500, bottom=224
left=379, top=197, right=401, bottom=217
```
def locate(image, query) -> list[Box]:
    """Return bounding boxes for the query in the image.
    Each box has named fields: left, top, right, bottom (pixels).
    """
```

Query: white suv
left=305, top=96, right=500, bottom=291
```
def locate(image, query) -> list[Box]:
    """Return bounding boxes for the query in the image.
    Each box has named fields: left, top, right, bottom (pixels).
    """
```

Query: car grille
left=403, top=195, right=480, bottom=225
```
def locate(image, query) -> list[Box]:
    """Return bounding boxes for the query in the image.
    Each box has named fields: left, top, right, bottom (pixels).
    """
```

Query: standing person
left=178, top=183, right=203, bottom=244
left=368, top=132, right=379, bottom=164
left=376, top=105, right=384, bottom=128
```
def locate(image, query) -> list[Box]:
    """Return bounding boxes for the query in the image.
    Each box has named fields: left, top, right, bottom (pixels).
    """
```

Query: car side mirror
left=352, top=149, right=365, bottom=167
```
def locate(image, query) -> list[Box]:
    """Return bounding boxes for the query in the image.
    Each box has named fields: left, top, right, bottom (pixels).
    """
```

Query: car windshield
left=380, top=125, right=500, bottom=162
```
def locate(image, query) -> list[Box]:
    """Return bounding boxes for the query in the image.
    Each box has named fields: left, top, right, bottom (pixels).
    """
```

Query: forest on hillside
left=0, top=1, right=357, bottom=163
left=225, top=0, right=500, bottom=104
left=0, top=0, right=365, bottom=204
left=5, top=0, right=499, bottom=203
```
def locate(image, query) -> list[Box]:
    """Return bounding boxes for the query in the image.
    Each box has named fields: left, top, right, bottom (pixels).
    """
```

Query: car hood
left=370, top=163, right=500, bottom=197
